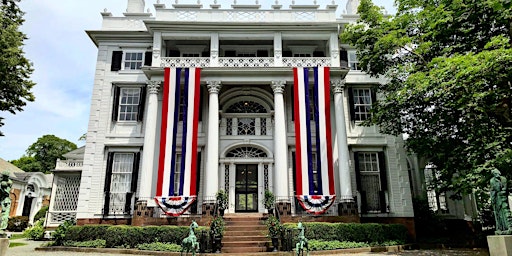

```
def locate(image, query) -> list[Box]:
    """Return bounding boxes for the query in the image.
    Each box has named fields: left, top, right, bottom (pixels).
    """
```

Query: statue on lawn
left=295, top=222, right=309, bottom=256
left=490, top=168, right=512, bottom=235
left=181, top=220, right=199, bottom=256
left=0, top=172, right=13, bottom=236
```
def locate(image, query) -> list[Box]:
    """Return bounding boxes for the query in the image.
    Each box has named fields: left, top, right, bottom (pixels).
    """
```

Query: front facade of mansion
left=47, top=0, right=442, bottom=231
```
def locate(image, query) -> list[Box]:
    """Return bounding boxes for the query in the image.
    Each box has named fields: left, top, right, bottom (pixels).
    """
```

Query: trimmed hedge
left=283, top=222, right=408, bottom=244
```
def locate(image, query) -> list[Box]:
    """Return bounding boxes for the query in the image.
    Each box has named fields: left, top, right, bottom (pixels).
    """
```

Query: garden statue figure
left=181, top=220, right=200, bottom=256
left=0, top=172, right=12, bottom=236
left=295, top=221, right=309, bottom=256
left=490, top=168, right=512, bottom=235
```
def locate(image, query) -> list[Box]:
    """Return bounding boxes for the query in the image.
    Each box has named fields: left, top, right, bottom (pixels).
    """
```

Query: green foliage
left=308, top=239, right=369, bottom=251
left=341, top=0, right=512, bottom=196
left=34, top=205, right=48, bottom=221
left=64, top=225, right=110, bottom=242
left=8, top=242, right=27, bottom=248
left=216, top=189, right=228, bottom=210
left=0, top=0, right=35, bottom=136
left=24, top=219, right=45, bottom=240
left=9, top=233, right=26, bottom=240
left=10, top=156, right=42, bottom=173
left=52, top=220, right=76, bottom=246
left=25, top=134, right=77, bottom=173
left=7, top=216, right=28, bottom=232
left=210, top=216, right=225, bottom=238
left=282, top=222, right=407, bottom=244
left=265, top=215, right=283, bottom=238
left=63, top=239, right=106, bottom=248
left=137, top=242, right=182, bottom=252
left=263, top=189, right=275, bottom=210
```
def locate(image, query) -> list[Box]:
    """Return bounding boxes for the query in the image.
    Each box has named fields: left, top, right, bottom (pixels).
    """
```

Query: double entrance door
left=235, top=164, right=258, bottom=212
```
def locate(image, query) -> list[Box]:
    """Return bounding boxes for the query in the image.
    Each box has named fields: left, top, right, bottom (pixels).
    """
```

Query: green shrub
left=34, top=206, right=49, bottom=221
left=7, top=216, right=29, bottom=232
left=64, top=225, right=110, bottom=242
left=63, top=239, right=106, bottom=248
left=24, top=219, right=45, bottom=240
left=308, top=239, right=369, bottom=251
left=138, top=242, right=182, bottom=251
left=53, top=220, right=76, bottom=246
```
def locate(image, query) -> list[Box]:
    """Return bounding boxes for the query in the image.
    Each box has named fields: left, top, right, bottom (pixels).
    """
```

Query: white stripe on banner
left=162, top=68, right=177, bottom=197
left=297, top=67, right=310, bottom=194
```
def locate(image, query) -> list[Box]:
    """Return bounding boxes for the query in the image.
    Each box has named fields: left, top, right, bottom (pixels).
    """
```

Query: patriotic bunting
left=154, top=67, right=201, bottom=216
left=294, top=67, right=336, bottom=215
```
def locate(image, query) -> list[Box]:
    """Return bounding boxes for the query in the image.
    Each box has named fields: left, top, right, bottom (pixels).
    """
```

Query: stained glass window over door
left=226, top=101, right=266, bottom=113
left=226, top=147, right=267, bottom=158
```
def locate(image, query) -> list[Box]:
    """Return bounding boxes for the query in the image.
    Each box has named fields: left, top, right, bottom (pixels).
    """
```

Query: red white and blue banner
left=293, top=67, right=336, bottom=215
left=154, top=67, right=201, bottom=216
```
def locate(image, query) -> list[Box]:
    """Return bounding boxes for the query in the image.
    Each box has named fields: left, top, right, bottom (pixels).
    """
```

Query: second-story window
left=348, top=87, right=376, bottom=122
left=348, top=51, right=361, bottom=70
left=112, top=86, right=146, bottom=122
left=124, top=52, right=144, bottom=70
left=110, top=50, right=152, bottom=72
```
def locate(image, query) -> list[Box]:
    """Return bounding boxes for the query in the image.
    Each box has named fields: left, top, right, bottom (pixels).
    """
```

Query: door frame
left=234, top=164, right=259, bottom=212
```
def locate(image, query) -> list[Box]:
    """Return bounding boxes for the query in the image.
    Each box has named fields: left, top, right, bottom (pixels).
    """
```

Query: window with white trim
left=123, top=52, right=144, bottom=70
left=348, top=51, right=361, bottom=70
left=103, top=152, right=140, bottom=215
left=354, top=151, right=388, bottom=213
left=424, top=164, right=449, bottom=213
left=173, top=154, right=182, bottom=196
left=349, top=88, right=374, bottom=121
left=118, top=88, right=141, bottom=121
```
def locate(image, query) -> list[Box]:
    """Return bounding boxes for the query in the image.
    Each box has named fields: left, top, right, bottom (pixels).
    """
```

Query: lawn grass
left=10, top=233, right=27, bottom=240
left=9, top=242, right=27, bottom=247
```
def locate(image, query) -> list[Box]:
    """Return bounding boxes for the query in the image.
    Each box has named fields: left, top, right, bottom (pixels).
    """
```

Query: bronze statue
left=295, top=222, right=309, bottom=256
left=181, top=220, right=199, bottom=256
left=0, top=172, right=13, bottom=235
left=490, top=168, right=512, bottom=235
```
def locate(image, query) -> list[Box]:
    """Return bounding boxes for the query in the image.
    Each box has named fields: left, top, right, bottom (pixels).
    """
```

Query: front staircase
left=222, top=213, right=269, bottom=253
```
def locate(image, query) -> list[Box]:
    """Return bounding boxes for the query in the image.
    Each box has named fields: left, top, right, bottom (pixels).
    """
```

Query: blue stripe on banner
left=313, top=67, right=323, bottom=195
left=169, top=68, right=182, bottom=196
left=179, top=68, right=190, bottom=196
left=303, top=67, right=315, bottom=195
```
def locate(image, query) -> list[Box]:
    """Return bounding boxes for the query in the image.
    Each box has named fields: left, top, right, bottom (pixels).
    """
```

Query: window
left=424, top=165, right=449, bottom=213
left=110, top=50, right=152, bottom=71
left=103, top=152, right=140, bottom=215
left=173, top=154, right=182, bottom=196
left=112, top=86, right=146, bottom=122
left=348, top=51, right=361, bottom=70
left=354, top=151, right=388, bottom=213
left=348, top=87, right=375, bottom=122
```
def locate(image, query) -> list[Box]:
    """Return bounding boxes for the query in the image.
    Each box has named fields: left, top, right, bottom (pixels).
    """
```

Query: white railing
left=218, top=57, right=274, bottom=67
left=161, top=57, right=334, bottom=68
left=55, top=159, right=83, bottom=170
left=282, top=57, right=331, bottom=67
left=46, top=211, right=77, bottom=227
left=160, top=57, right=211, bottom=67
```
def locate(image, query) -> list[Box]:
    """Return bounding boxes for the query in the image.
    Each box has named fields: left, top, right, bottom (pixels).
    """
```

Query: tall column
left=274, top=32, right=283, bottom=67
left=205, top=81, right=221, bottom=201
left=271, top=81, right=289, bottom=201
left=332, top=79, right=353, bottom=200
left=139, top=80, right=161, bottom=203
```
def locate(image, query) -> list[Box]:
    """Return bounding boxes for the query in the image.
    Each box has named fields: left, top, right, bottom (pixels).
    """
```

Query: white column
left=152, top=32, right=162, bottom=67
left=332, top=79, right=353, bottom=200
left=205, top=81, right=222, bottom=200
left=210, top=33, right=219, bottom=67
left=274, top=32, right=283, bottom=67
left=330, top=32, right=340, bottom=68
left=271, top=81, right=289, bottom=201
left=139, top=80, right=161, bottom=203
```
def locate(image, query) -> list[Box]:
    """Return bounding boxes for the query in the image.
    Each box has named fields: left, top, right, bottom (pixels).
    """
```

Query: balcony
left=160, top=56, right=336, bottom=68
left=55, top=159, right=83, bottom=171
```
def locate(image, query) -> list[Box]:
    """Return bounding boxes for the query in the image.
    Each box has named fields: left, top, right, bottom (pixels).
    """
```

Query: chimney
left=126, top=0, right=145, bottom=13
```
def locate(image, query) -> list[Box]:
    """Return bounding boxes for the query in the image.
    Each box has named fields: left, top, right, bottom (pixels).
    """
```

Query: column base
left=132, top=200, right=155, bottom=226
left=338, top=200, right=358, bottom=216
left=488, top=235, right=512, bottom=256
left=202, top=202, right=216, bottom=217
left=276, top=202, right=291, bottom=216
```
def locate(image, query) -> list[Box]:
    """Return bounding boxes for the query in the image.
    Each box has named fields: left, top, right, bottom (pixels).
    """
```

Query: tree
left=25, top=135, right=77, bottom=173
left=10, top=155, right=41, bottom=173
left=341, top=0, right=512, bottom=197
left=0, top=0, right=35, bottom=136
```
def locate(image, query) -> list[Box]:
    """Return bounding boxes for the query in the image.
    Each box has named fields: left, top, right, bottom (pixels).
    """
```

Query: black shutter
left=291, top=87, right=295, bottom=121
left=111, top=51, right=123, bottom=71
left=169, top=50, right=181, bottom=57
left=224, top=50, right=236, bottom=57
left=112, top=86, right=121, bottom=122
left=354, top=152, right=367, bottom=214
left=125, top=152, right=141, bottom=214
left=201, top=51, right=210, bottom=57
left=198, top=86, right=204, bottom=121
left=292, top=151, right=296, bottom=193
left=103, top=152, right=114, bottom=216
left=371, top=87, right=377, bottom=106
left=137, top=86, right=147, bottom=122
left=378, top=151, right=388, bottom=213
left=348, top=87, right=356, bottom=122
left=283, top=51, right=292, bottom=57
left=257, top=50, right=269, bottom=57
left=340, top=50, right=348, bottom=61
left=313, top=51, right=325, bottom=57
left=144, top=51, right=152, bottom=66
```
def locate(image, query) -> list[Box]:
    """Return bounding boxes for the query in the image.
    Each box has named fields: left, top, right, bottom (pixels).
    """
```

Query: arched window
left=226, top=146, right=267, bottom=158
left=226, top=101, right=267, bottom=113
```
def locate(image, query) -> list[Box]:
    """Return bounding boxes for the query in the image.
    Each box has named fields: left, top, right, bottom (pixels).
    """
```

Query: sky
left=0, top=0, right=395, bottom=161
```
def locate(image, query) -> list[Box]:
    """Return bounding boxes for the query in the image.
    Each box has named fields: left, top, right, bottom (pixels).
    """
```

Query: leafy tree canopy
left=0, top=0, right=35, bottom=136
left=10, top=155, right=42, bottom=173
left=341, top=0, right=512, bottom=197
left=25, top=135, right=77, bottom=173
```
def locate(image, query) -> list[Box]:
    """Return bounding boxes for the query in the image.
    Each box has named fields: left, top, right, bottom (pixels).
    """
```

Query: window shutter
left=283, top=51, right=292, bottom=57
left=257, top=50, right=269, bottom=57
left=112, top=86, right=121, bottom=122
left=348, top=88, right=356, bottom=122
left=291, top=87, right=295, bottom=121
left=313, top=51, right=325, bottom=57
left=169, top=50, right=180, bottom=57
left=378, top=151, right=388, bottom=213
left=371, top=88, right=377, bottom=105
left=201, top=51, right=210, bottom=57
left=103, top=152, right=114, bottom=216
left=125, top=152, right=141, bottom=214
left=291, top=151, right=296, bottom=193
left=198, top=86, right=204, bottom=121
left=144, top=51, right=152, bottom=66
left=111, top=51, right=123, bottom=71
left=354, top=152, right=367, bottom=213
left=137, top=86, right=147, bottom=122
left=340, top=50, right=348, bottom=61
left=224, top=50, right=236, bottom=57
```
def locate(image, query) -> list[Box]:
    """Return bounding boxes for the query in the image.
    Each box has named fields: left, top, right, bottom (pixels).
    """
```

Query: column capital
left=146, top=80, right=161, bottom=94
left=331, top=79, right=346, bottom=94
left=207, top=80, right=222, bottom=94
left=271, top=80, right=286, bottom=94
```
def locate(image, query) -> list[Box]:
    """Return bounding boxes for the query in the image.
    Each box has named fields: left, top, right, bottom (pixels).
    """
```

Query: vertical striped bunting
left=154, top=67, right=201, bottom=216
left=294, top=67, right=336, bottom=215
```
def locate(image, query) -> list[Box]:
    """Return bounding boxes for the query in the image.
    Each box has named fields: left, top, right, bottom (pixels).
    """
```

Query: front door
left=235, top=164, right=258, bottom=212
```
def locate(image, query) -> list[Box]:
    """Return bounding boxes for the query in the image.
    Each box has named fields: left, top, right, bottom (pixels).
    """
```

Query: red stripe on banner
left=189, top=68, right=201, bottom=195
left=156, top=68, right=171, bottom=197
left=293, top=67, right=303, bottom=196
left=323, top=67, right=335, bottom=194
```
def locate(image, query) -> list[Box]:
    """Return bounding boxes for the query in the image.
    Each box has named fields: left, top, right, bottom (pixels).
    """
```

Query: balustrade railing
left=55, top=159, right=83, bottom=170
left=161, top=56, right=338, bottom=68
left=46, top=211, right=77, bottom=227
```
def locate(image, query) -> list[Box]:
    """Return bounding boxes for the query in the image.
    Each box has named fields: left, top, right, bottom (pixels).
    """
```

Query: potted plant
left=263, top=189, right=275, bottom=215
left=216, top=190, right=228, bottom=216
left=210, top=216, right=225, bottom=253
left=265, top=215, right=283, bottom=252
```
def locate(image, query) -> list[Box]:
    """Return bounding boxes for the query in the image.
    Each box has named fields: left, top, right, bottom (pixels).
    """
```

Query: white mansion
left=47, top=0, right=478, bottom=234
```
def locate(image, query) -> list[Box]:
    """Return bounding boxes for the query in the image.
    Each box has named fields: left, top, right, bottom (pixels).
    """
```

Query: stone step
left=222, top=235, right=268, bottom=242
left=225, top=225, right=267, bottom=231
left=222, top=240, right=268, bottom=248
left=224, top=230, right=267, bottom=237
left=221, top=246, right=268, bottom=253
